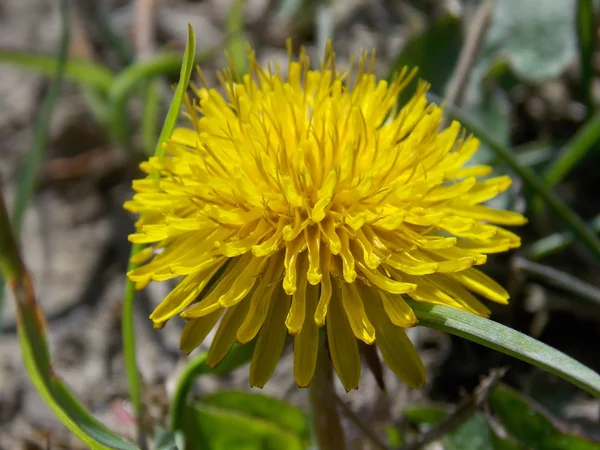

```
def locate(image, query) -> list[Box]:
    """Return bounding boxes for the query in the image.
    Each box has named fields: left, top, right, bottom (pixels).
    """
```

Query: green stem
left=170, top=352, right=209, bottom=432
left=122, top=243, right=144, bottom=444
left=309, top=337, right=346, bottom=450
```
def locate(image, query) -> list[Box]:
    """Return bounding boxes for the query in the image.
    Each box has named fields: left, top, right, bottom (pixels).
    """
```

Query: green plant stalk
left=170, top=352, right=209, bottom=432
left=0, top=50, right=114, bottom=94
left=121, top=25, right=196, bottom=437
left=443, top=101, right=600, bottom=263
left=309, top=332, right=347, bottom=450
left=0, top=0, right=71, bottom=332
left=409, top=301, right=600, bottom=397
left=122, top=242, right=144, bottom=429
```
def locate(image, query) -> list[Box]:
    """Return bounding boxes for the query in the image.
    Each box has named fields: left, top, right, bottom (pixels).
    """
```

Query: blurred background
left=0, top=0, right=599, bottom=448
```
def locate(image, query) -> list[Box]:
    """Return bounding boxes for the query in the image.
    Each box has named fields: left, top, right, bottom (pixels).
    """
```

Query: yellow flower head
left=125, top=44, right=525, bottom=391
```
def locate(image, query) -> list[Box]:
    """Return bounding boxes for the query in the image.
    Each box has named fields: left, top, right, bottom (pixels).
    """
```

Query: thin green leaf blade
left=155, top=25, right=197, bottom=157
left=543, top=112, right=600, bottom=188
left=409, top=301, right=600, bottom=397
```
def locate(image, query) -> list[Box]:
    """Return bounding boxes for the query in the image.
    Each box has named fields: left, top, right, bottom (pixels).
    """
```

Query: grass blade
left=543, top=112, right=600, bottom=189
left=0, top=189, right=137, bottom=448
left=409, top=301, right=600, bottom=397
left=122, top=24, right=197, bottom=440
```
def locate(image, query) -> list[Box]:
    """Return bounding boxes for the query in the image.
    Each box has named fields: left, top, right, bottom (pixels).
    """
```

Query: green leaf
left=202, top=391, right=310, bottom=445
left=388, top=13, right=462, bottom=101
left=445, top=414, right=521, bottom=450
left=122, top=24, right=197, bottom=428
left=183, top=403, right=305, bottom=450
left=169, top=343, right=255, bottom=432
left=408, top=301, right=600, bottom=397
left=484, top=0, right=577, bottom=82
left=0, top=50, right=114, bottom=94
left=490, top=385, right=600, bottom=449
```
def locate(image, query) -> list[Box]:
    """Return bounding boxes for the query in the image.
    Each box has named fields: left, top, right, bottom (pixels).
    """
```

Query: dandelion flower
left=124, top=44, right=525, bottom=391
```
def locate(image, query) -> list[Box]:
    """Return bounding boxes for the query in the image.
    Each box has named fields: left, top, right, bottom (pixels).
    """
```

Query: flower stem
left=309, top=338, right=346, bottom=450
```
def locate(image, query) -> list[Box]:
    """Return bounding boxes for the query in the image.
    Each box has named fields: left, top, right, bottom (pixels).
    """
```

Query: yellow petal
left=249, top=287, right=290, bottom=387
left=428, top=273, right=490, bottom=316
left=286, top=252, right=308, bottom=334
left=283, top=237, right=305, bottom=295
left=327, top=286, right=361, bottom=391
left=315, top=253, right=332, bottom=327
left=360, top=264, right=416, bottom=294
left=363, top=294, right=425, bottom=388
left=441, top=205, right=527, bottom=226
left=319, top=217, right=341, bottom=254
left=149, top=259, right=225, bottom=325
left=181, top=255, right=256, bottom=319
left=293, top=284, right=319, bottom=387
left=378, top=290, right=417, bottom=327
left=340, top=283, right=375, bottom=344
left=305, top=226, right=322, bottom=284
left=180, top=309, right=223, bottom=354
left=450, top=268, right=509, bottom=304
left=206, top=301, right=250, bottom=366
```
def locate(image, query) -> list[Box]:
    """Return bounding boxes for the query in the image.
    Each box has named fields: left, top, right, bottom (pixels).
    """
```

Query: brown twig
left=400, top=368, right=508, bottom=450
left=444, top=0, right=495, bottom=111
